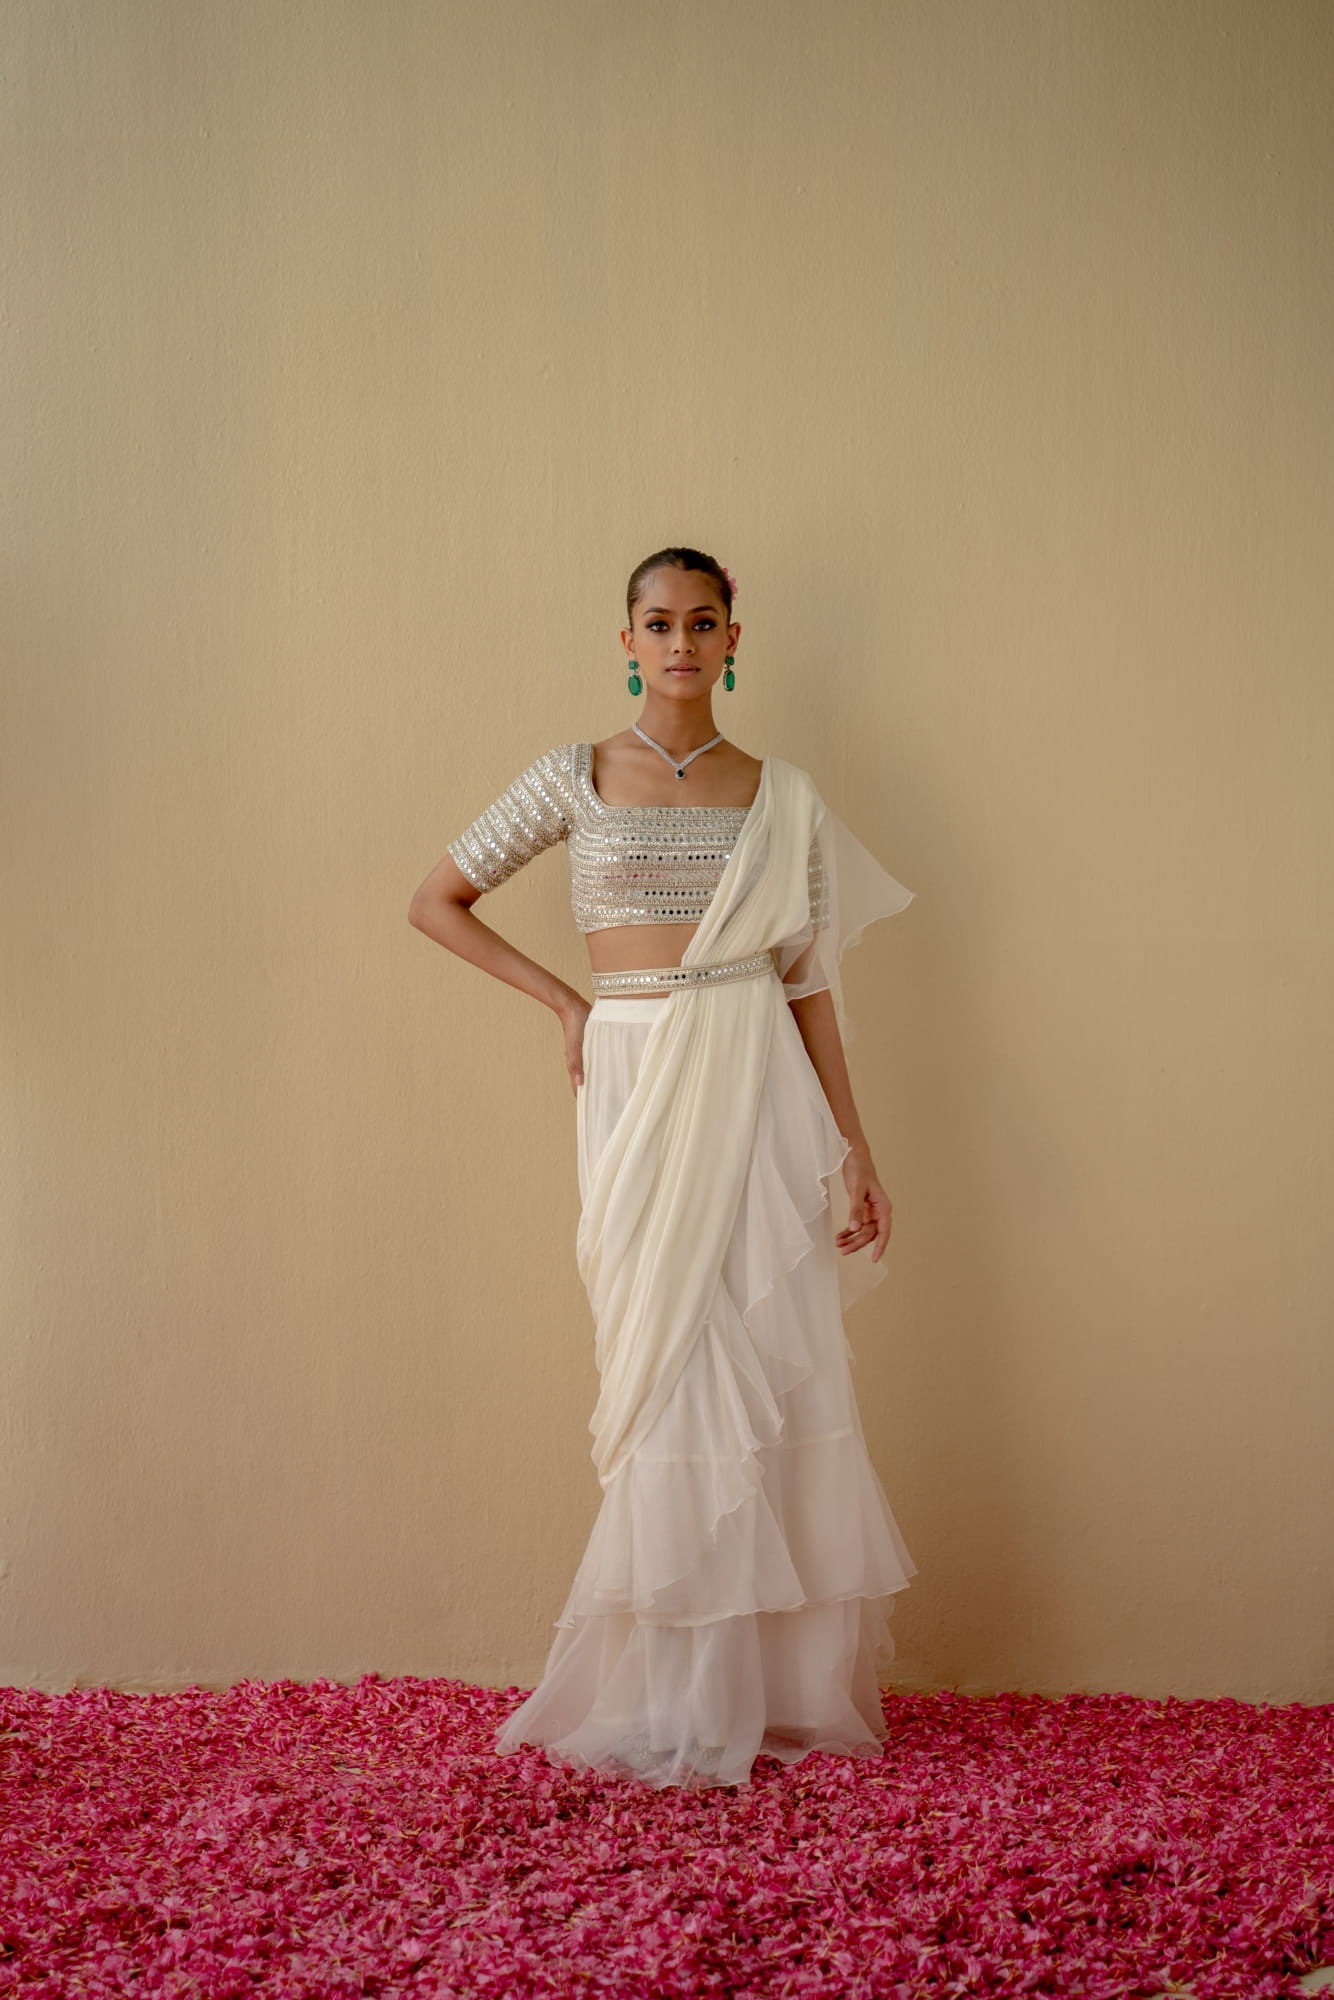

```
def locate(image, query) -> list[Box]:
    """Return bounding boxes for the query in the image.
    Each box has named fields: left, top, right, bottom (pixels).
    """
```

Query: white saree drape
left=578, top=754, right=911, bottom=1488
left=495, top=754, right=918, bottom=1789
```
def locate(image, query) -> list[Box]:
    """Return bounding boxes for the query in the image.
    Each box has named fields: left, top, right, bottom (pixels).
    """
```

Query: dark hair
left=626, top=546, right=732, bottom=629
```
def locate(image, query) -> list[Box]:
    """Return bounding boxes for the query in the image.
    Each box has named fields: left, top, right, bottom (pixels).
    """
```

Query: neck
left=636, top=696, right=722, bottom=758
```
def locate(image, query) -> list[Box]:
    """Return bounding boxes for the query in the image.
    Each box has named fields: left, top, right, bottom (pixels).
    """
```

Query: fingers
left=838, top=1190, right=869, bottom=1233
left=836, top=1209, right=874, bottom=1252
left=837, top=1189, right=893, bottom=1258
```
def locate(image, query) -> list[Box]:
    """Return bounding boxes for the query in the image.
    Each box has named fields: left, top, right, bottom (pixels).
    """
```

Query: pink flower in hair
left=721, top=564, right=739, bottom=599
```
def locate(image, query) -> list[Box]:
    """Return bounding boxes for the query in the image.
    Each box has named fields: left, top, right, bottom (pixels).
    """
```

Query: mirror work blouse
left=447, top=740, right=830, bottom=936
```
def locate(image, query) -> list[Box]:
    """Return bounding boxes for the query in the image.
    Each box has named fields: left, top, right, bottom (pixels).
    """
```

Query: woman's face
left=622, top=568, right=738, bottom=694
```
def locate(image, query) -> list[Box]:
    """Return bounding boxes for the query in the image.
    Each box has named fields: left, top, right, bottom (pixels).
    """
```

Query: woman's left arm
left=786, top=986, right=895, bottom=1264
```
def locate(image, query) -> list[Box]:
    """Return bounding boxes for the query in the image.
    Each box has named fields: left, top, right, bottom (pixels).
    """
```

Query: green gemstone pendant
left=723, top=659, right=736, bottom=690
left=627, top=664, right=642, bottom=695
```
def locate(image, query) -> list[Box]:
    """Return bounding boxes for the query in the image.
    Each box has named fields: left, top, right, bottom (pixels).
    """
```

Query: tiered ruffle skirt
left=494, top=991, right=917, bottom=1789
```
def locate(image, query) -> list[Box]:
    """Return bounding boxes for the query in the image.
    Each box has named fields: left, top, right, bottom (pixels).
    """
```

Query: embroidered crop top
left=447, top=740, right=829, bottom=935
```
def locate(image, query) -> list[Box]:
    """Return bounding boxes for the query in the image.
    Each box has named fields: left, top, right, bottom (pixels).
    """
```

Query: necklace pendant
left=632, top=718, right=724, bottom=779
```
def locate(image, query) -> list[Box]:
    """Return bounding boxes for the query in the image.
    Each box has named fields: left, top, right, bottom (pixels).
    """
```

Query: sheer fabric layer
left=774, top=803, right=916, bottom=1046
left=493, top=989, right=918, bottom=1791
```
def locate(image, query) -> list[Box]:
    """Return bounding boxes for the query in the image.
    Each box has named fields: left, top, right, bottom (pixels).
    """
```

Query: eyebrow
left=643, top=604, right=721, bottom=615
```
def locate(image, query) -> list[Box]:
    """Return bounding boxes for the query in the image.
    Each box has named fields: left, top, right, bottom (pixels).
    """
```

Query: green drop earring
left=626, top=655, right=734, bottom=693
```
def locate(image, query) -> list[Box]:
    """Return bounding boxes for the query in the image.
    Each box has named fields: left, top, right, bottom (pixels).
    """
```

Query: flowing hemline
left=493, top=994, right=917, bottom=1790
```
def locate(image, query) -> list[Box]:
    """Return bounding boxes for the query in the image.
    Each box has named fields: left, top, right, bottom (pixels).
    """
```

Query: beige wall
left=3, top=0, right=1331, bottom=1703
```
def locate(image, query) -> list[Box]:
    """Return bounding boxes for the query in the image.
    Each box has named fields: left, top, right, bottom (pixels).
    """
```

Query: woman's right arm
left=408, top=858, right=590, bottom=1090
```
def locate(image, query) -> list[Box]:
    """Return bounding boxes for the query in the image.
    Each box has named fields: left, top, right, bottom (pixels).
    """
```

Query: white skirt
left=494, top=989, right=918, bottom=1790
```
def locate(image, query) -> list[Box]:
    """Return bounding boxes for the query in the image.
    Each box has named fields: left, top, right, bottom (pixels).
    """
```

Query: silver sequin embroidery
left=447, top=741, right=830, bottom=935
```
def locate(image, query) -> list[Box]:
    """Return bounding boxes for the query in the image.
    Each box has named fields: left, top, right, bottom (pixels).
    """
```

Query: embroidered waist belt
left=590, top=948, right=777, bottom=997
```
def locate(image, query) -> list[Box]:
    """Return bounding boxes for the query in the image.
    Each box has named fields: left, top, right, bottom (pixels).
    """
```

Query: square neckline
left=577, top=740, right=767, bottom=816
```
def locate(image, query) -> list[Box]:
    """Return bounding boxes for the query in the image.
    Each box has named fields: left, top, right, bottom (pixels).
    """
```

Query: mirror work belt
left=590, top=948, right=777, bottom=997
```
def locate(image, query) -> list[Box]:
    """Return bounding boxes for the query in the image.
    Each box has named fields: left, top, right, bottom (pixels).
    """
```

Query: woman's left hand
left=837, top=1144, right=893, bottom=1263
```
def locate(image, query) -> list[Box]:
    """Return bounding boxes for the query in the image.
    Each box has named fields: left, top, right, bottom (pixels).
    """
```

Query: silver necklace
left=633, top=719, right=724, bottom=780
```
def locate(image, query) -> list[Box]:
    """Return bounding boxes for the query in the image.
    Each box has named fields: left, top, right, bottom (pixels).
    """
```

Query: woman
left=408, top=546, right=918, bottom=1791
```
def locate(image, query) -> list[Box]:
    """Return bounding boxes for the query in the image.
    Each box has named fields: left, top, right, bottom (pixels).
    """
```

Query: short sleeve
left=774, top=802, right=915, bottom=1047
left=447, top=747, right=572, bottom=893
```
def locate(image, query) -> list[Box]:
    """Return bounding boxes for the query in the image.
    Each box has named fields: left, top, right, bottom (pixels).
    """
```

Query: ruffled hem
left=557, top=1423, right=917, bottom=1626
left=494, top=1587, right=910, bottom=1792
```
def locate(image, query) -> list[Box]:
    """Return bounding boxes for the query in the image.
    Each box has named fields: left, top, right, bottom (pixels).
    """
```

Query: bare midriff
left=585, top=920, right=702, bottom=995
